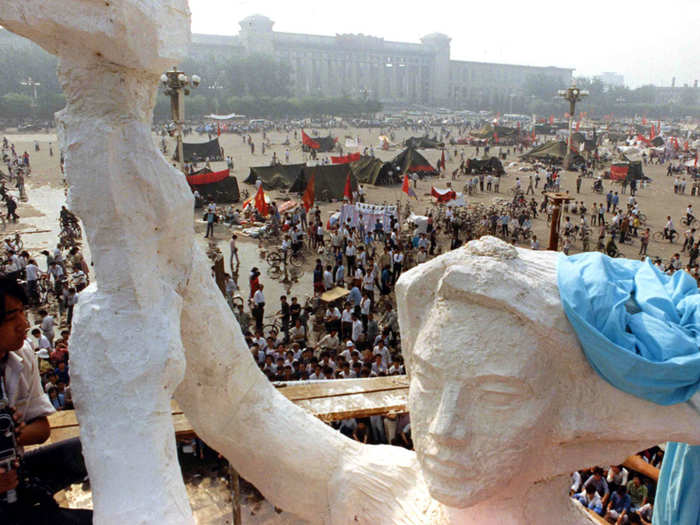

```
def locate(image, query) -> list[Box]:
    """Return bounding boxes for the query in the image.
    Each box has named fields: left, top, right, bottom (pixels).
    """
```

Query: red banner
left=402, top=174, right=417, bottom=199
left=610, top=165, right=628, bottom=181
left=302, top=173, right=315, bottom=211
left=186, top=169, right=229, bottom=186
left=301, top=129, right=320, bottom=149
left=431, top=187, right=456, bottom=203
left=343, top=173, right=353, bottom=202
left=254, top=184, right=269, bottom=216
left=330, top=152, right=361, bottom=164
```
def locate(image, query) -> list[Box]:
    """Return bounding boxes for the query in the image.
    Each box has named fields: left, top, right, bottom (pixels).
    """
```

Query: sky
left=190, top=0, right=699, bottom=89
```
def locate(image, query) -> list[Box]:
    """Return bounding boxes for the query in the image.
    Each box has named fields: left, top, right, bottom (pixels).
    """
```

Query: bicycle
left=681, top=216, right=698, bottom=227
left=652, top=230, right=676, bottom=243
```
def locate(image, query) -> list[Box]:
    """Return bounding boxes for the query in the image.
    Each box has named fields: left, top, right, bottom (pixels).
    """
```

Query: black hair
left=0, top=276, right=27, bottom=323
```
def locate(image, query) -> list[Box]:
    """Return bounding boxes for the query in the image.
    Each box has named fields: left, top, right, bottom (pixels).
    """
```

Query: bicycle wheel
left=268, top=265, right=282, bottom=279
left=289, top=252, right=304, bottom=268
left=637, top=213, right=647, bottom=223
left=266, top=251, right=282, bottom=266
left=263, top=323, right=279, bottom=340
left=652, top=231, right=664, bottom=242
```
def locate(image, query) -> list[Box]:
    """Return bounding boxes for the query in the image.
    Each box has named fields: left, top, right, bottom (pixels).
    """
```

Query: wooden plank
left=33, top=377, right=409, bottom=448
left=319, top=286, right=350, bottom=303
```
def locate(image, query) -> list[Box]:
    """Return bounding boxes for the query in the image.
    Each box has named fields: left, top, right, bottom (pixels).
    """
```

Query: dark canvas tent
left=465, top=157, right=505, bottom=176
left=349, top=156, right=399, bottom=186
left=186, top=169, right=240, bottom=203
left=521, top=141, right=584, bottom=165
left=651, top=136, right=665, bottom=147
left=174, top=137, right=223, bottom=162
left=403, top=136, right=444, bottom=149
left=303, top=135, right=337, bottom=153
left=389, top=148, right=438, bottom=176
left=609, top=161, right=647, bottom=182
left=244, top=163, right=305, bottom=190
left=290, top=164, right=358, bottom=202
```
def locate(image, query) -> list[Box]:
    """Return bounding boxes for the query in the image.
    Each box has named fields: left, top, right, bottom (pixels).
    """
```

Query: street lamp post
left=557, top=83, right=588, bottom=169
left=20, top=77, right=41, bottom=116
left=159, top=68, right=201, bottom=172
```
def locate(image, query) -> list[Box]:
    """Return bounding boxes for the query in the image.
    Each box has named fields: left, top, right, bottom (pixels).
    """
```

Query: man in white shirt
left=323, top=266, right=334, bottom=291
left=351, top=313, right=364, bottom=345
left=30, top=328, right=52, bottom=351
left=252, top=284, right=265, bottom=331
left=0, top=277, right=91, bottom=522
left=39, top=309, right=55, bottom=345
left=24, top=258, right=42, bottom=305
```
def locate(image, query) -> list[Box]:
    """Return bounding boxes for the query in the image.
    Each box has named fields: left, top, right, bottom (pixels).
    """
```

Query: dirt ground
left=1, top=124, right=691, bottom=524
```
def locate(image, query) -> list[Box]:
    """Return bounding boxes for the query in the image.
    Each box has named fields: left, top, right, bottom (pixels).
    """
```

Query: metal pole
left=566, top=99, right=574, bottom=169
left=176, top=88, right=185, bottom=173
left=228, top=463, right=242, bottom=525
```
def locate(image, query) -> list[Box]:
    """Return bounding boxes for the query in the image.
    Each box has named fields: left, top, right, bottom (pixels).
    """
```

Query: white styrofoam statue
left=2, top=2, right=699, bottom=523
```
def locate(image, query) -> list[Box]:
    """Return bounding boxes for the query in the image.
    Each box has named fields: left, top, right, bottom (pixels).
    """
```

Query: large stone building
left=191, top=14, right=574, bottom=107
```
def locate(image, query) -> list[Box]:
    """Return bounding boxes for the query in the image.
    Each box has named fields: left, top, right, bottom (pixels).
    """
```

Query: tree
left=1, top=92, right=33, bottom=120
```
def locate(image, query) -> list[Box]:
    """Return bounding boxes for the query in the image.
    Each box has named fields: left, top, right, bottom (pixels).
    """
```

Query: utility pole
left=160, top=68, right=200, bottom=172
left=557, top=83, right=588, bottom=170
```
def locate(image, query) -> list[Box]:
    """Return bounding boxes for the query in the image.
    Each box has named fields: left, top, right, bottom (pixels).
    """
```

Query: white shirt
left=253, top=289, right=265, bottom=305
left=360, top=297, right=371, bottom=315
left=3, top=342, right=55, bottom=434
left=345, top=245, right=356, bottom=256
left=351, top=319, right=364, bottom=342
left=41, top=315, right=55, bottom=335
left=25, top=263, right=40, bottom=281
left=34, top=334, right=52, bottom=350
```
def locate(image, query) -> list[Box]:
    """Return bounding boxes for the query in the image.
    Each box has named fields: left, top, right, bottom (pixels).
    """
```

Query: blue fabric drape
left=557, top=253, right=700, bottom=525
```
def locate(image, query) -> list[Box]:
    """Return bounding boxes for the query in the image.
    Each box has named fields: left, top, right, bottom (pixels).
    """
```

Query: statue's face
left=408, top=281, right=556, bottom=508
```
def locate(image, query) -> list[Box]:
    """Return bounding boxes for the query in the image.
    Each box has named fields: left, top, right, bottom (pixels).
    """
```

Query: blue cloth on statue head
left=557, top=253, right=700, bottom=525
left=558, top=253, right=700, bottom=404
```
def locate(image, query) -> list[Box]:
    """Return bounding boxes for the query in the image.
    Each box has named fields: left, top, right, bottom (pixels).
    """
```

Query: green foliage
left=1, top=92, right=33, bottom=120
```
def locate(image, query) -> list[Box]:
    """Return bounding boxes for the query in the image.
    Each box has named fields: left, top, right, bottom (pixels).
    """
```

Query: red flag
left=254, top=184, right=269, bottom=217
left=330, top=152, right=361, bottom=164
left=343, top=172, right=353, bottom=202
left=301, top=129, right=320, bottom=149
left=402, top=174, right=417, bottom=199
left=531, top=128, right=536, bottom=141
left=695, top=153, right=698, bottom=168
left=493, top=132, right=499, bottom=144
left=610, top=165, right=628, bottom=181
left=431, top=186, right=456, bottom=203
left=575, top=120, right=580, bottom=131
left=650, top=124, right=655, bottom=140
left=684, top=141, right=689, bottom=152
left=302, top=173, right=315, bottom=211
left=217, top=123, right=221, bottom=137
left=549, top=115, right=554, bottom=124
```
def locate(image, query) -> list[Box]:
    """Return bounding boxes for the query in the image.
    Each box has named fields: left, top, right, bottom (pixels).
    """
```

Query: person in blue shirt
left=611, top=191, right=620, bottom=212
left=605, top=485, right=632, bottom=523
left=348, top=284, right=362, bottom=307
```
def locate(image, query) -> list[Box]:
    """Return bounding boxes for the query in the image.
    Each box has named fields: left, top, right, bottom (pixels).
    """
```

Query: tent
left=174, top=137, right=223, bottom=162
left=290, top=164, right=358, bottom=202
left=570, top=132, right=596, bottom=153
left=389, top=148, right=438, bottom=176
left=521, top=141, right=584, bottom=165
left=187, top=169, right=240, bottom=203
left=609, top=161, right=647, bottom=182
left=302, top=135, right=337, bottom=153
left=349, top=156, right=400, bottom=186
left=403, top=136, right=444, bottom=149
left=245, top=163, right=305, bottom=190
left=471, top=124, right=519, bottom=140
left=465, top=157, right=505, bottom=176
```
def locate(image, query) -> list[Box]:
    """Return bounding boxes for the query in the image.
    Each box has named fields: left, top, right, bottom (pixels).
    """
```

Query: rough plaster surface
left=396, top=236, right=700, bottom=524
left=3, top=3, right=698, bottom=523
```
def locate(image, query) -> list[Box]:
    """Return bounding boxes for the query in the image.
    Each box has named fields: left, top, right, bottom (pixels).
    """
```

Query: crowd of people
left=571, top=447, right=664, bottom=524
